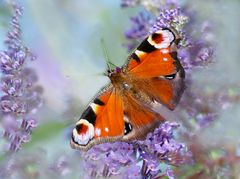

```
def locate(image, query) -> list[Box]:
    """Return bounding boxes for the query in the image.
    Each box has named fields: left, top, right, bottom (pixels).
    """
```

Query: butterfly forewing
left=71, top=86, right=125, bottom=151
left=124, top=28, right=185, bottom=110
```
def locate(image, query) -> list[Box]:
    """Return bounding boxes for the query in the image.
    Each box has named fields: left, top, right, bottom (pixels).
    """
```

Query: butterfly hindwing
left=122, top=94, right=164, bottom=141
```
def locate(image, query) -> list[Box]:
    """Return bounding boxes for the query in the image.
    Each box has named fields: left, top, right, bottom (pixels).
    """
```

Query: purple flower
left=151, top=8, right=188, bottom=34
left=196, top=113, right=217, bottom=127
left=124, top=12, right=153, bottom=50
left=122, top=164, right=141, bottom=178
left=141, top=157, right=160, bottom=177
left=0, top=3, right=43, bottom=152
left=166, top=167, right=174, bottom=179
left=21, top=117, right=38, bottom=132
left=0, top=148, right=46, bottom=178
left=179, top=89, right=220, bottom=129
left=82, top=142, right=137, bottom=177
left=0, top=51, right=24, bottom=73
left=81, top=122, right=189, bottom=178
left=125, top=12, right=152, bottom=40
left=50, top=156, right=71, bottom=176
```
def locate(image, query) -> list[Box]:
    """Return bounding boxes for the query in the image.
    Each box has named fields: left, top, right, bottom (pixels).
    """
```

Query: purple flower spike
left=125, top=12, right=151, bottom=39
left=82, top=122, right=189, bottom=178
left=124, top=12, right=153, bottom=50
left=138, top=122, right=188, bottom=167
left=21, top=118, right=38, bottom=132
left=196, top=113, right=217, bottom=127
left=151, top=8, right=188, bottom=33
left=0, top=51, right=22, bottom=74
left=1, top=76, right=22, bottom=96
left=122, top=164, right=141, bottom=178
left=0, top=3, right=43, bottom=152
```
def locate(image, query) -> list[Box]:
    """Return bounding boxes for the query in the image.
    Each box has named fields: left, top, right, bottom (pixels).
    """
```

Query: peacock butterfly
left=70, top=28, right=185, bottom=151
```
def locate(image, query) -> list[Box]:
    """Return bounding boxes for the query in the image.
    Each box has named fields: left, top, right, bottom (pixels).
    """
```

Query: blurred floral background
left=0, top=0, right=240, bottom=178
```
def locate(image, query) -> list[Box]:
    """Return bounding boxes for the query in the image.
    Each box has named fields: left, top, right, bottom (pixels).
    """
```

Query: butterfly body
left=71, top=28, right=185, bottom=151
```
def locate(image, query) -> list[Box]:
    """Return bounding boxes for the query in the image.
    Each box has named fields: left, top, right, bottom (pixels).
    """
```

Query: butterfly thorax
left=108, top=67, right=131, bottom=90
left=108, top=67, right=152, bottom=107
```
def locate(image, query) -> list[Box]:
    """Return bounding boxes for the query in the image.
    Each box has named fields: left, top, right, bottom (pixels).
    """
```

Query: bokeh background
left=0, top=0, right=240, bottom=178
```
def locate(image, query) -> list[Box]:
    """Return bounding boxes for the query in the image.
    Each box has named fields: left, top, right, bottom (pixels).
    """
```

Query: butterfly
left=70, top=28, right=185, bottom=151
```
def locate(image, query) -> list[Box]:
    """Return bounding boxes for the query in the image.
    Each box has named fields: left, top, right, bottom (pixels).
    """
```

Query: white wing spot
left=161, top=49, right=169, bottom=54
left=95, top=128, right=101, bottom=137
left=129, top=124, right=132, bottom=130
left=105, top=127, right=109, bottom=132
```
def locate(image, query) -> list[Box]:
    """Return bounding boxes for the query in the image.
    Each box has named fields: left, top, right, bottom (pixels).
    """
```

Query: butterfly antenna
left=100, top=38, right=117, bottom=70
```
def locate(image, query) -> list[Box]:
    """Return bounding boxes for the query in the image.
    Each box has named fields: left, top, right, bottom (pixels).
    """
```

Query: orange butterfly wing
left=128, top=48, right=176, bottom=78
left=70, top=85, right=164, bottom=151
left=94, top=89, right=124, bottom=138
left=126, top=28, right=185, bottom=110
left=122, top=94, right=164, bottom=141
left=70, top=86, right=125, bottom=151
